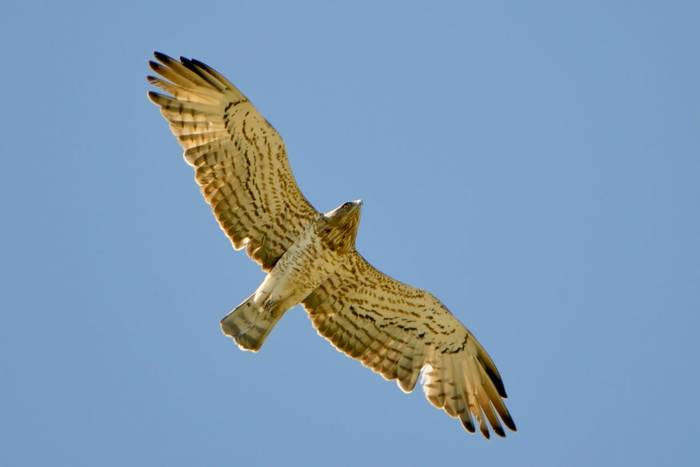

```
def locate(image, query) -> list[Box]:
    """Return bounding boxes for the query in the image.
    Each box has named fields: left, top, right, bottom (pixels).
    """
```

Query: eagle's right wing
left=303, top=252, right=516, bottom=438
left=147, top=52, right=318, bottom=270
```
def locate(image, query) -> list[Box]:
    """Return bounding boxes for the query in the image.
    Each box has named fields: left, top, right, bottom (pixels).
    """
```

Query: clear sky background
left=1, top=1, right=698, bottom=466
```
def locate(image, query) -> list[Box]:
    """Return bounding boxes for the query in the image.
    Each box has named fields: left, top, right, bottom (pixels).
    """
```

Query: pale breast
left=257, top=224, right=346, bottom=309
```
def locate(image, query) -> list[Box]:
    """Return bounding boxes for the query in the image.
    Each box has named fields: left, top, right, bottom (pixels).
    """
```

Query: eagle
left=147, top=52, right=516, bottom=438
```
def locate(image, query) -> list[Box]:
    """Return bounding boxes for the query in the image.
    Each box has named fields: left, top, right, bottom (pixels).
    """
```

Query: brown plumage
left=148, top=52, right=516, bottom=438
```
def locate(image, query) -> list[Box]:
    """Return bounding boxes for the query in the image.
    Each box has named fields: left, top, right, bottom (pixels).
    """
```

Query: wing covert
left=147, top=52, right=318, bottom=270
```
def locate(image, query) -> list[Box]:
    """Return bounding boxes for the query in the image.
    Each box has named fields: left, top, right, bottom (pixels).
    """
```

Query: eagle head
left=318, top=200, right=363, bottom=253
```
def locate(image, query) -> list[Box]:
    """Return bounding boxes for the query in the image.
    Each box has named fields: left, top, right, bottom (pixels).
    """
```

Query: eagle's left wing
left=303, top=252, right=516, bottom=438
left=147, top=52, right=319, bottom=271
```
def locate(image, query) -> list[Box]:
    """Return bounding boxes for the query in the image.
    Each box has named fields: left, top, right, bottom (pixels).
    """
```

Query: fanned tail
left=220, top=295, right=281, bottom=352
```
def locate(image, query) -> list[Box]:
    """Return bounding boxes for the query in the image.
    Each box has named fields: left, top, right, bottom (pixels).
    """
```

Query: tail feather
left=220, top=295, right=280, bottom=352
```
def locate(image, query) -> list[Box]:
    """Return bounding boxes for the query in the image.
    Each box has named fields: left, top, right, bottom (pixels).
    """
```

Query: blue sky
left=1, top=1, right=698, bottom=465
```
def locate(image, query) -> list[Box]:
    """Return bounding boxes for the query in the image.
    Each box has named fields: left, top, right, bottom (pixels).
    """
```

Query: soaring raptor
left=147, top=52, right=516, bottom=438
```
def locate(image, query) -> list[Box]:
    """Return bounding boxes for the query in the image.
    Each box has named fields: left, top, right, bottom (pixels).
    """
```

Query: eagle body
left=147, top=52, right=516, bottom=438
left=221, top=202, right=362, bottom=350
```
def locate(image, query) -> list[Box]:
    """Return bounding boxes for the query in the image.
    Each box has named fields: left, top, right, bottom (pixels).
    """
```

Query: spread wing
left=303, top=253, right=516, bottom=438
left=147, top=52, right=318, bottom=270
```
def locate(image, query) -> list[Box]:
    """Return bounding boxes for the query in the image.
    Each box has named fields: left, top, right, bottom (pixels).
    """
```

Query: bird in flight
left=147, top=52, right=516, bottom=438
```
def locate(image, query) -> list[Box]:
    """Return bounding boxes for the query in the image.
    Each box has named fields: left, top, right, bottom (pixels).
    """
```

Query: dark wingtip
left=476, top=353, right=508, bottom=398
left=461, top=418, right=475, bottom=433
left=180, top=56, right=199, bottom=73
left=503, top=413, right=517, bottom=432
left=493, top=424, right=506, bottom=438
left=487, top=367, right=508, bottom=398
left=191, top=58, right=212, bottom=71
left=153, top=50, right=175, bottom=64
left=148, top=60, right=166, bottom=74
left=147, top=90, right=164, bottom=104
left=481, top=426, right=491, bottom=439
